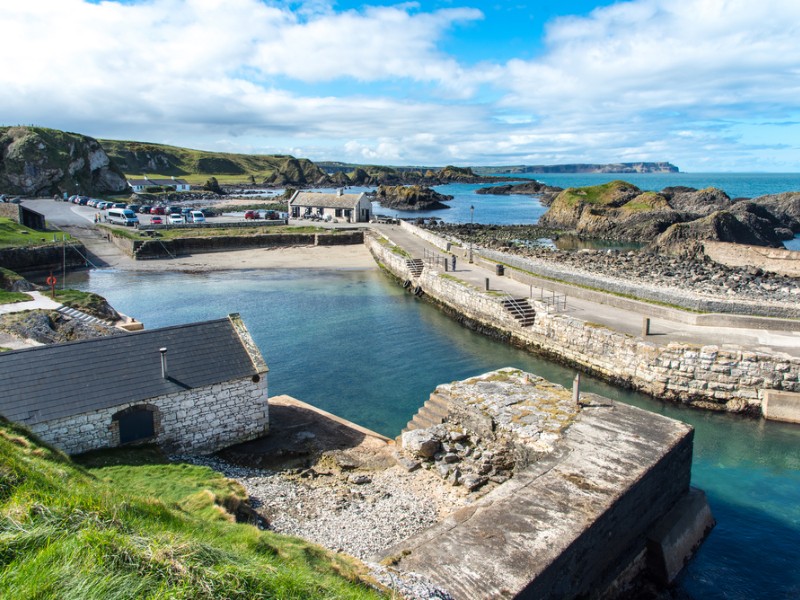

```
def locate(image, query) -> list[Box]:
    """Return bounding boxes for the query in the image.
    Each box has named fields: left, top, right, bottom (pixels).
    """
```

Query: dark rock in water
left=476, top=180, right=563, bottom=206
left=374, top=185, right=452, bottom=211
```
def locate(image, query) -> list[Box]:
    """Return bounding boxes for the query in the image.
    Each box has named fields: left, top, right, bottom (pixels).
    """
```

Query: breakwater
left=109, top=230, right=364, bottom=259
left=367, top=232, right=800, bottom=414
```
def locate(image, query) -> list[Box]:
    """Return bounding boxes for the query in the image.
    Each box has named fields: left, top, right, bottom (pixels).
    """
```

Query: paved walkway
left=370, top=223, right=800, bottom=358
left=0, top=291, right=62, bottom=316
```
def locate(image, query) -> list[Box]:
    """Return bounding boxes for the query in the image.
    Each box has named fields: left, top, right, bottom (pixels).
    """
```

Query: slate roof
left=0, top=318, right=263, bottom=426
left=128, top=178, right=189, bottom=187
left=289, top=191, right=365, bottom=209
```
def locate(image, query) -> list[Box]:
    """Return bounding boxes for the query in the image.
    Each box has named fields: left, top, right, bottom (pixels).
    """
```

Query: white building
left=128, top=176, right=191, bottom=193
left=288, top=190, right=372, bottom=223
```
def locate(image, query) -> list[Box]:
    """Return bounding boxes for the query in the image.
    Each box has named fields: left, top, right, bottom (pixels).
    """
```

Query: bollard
left=485, top=277, right=490, bottom=291
left=573, top=372, right=581, bottom=405
left=444, top=258, right=448, bottom=272
left=642, top=317, right=651, bottom=337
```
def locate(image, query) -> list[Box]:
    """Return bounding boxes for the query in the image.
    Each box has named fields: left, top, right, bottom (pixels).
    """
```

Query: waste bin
left=496, top=264, right=505, bottom=276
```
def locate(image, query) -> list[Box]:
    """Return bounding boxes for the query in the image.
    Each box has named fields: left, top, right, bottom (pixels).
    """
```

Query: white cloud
left=0, top=0, right=799, bottom=169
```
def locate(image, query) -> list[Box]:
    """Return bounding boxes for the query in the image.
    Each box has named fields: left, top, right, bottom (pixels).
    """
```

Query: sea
left=368, top=172, right=800, bottom=249
left=67, top=172, right=799, bottom=599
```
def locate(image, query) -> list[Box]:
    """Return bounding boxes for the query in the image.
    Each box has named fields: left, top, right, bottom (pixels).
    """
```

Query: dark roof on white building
left=128, top=177, right=189, bottom=187
left=289, top=191, right=366, bottom=209
left=0, top=316, right=266, bottom=426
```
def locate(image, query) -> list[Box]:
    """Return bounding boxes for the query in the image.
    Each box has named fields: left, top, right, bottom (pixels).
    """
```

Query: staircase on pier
left=56, top=306, right=114, bottom=328
left=501, top=297, right=536, bottom=327
left=406, top=258, right=424, bottom=277
left=402, top=393, right=451, bottom=433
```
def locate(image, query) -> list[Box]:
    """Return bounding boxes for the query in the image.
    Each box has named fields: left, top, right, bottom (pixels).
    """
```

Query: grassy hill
left=0, top=418, right=381, bottom=599
left=99, top=139, right=329, bottom=186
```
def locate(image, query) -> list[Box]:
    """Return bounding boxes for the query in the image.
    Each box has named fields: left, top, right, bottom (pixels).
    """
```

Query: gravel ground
left=175, top=454, right=468, bottom=599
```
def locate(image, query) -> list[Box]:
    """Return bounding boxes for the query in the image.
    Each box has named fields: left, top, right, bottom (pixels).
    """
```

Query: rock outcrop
left=476, top=180, right=563, bottom=206
left=0, top=126, right=128, bottom=196
left=537, top=180, right=798, bottom=247
left=373, top=185, right=452, bottom=211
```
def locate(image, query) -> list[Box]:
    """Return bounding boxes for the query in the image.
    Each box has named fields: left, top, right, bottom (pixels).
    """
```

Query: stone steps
left=56, top=306, right=113, bottom=327
left=402, top=393, right=451, bottom=433
left=501, top=297, right=536, bottom=327
left=406, top=258, right=424, bottom=277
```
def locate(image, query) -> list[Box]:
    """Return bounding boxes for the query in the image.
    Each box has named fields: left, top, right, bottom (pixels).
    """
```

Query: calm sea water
left=68, top=266, right=800, bottom=600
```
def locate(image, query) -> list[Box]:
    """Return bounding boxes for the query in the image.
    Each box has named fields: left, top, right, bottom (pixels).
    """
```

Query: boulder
left=401, top=429, right=441, bottom=459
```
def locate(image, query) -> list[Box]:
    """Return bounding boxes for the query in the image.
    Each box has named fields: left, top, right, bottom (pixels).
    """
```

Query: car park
left=107, top=208, right=139, bottom=226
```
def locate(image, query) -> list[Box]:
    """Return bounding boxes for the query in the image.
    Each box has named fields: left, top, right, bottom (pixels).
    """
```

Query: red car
left=150, top=216, right=163, bottom=224
left=150, top=206, right=166, bottom=215
left=244, top=210, right=259, bottom=220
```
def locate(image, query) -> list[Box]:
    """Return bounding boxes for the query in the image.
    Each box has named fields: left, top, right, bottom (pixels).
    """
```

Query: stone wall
left=0, top=243, right=88, bottom=273
left=109, top=230, right=364, bottom=259
left=29, top=375, right=269, bottom=455
left=399, top=219, right=451, bottom=251
left=366, top=233, right=800, bottom=413
left=703, top=241, right=800, bottom=278
left=0, top=204, right=19, bottom=221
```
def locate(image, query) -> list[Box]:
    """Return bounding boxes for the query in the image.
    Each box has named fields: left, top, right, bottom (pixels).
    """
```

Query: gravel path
left=176, top=455, right=468, bottom=599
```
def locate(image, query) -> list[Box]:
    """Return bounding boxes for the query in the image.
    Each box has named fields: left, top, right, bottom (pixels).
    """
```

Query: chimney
left=159, top=347, right=168, bottom=379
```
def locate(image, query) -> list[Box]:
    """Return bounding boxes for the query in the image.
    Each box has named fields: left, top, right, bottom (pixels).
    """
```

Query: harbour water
left=69, top=266, right=800, bottom=600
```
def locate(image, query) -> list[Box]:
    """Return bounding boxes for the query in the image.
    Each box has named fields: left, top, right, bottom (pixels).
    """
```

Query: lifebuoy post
left=46, top=273, right=57, bottom=299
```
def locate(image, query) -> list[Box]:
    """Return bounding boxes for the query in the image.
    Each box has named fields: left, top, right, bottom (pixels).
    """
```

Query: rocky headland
left=474, top=162, right=679, bottom=175
left=371, top=185, right=453, bottom=211
left=517, top=180, right=800, bottom=249
left=0, top=126, right=128, bottom=196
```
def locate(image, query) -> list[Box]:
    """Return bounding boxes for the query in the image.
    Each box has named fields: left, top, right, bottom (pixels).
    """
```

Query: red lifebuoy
left=46, top=274, right=57, bottom=287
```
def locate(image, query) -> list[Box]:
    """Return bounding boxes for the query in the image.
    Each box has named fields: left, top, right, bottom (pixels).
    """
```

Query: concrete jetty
left=382, top=368, right=714, bottom=599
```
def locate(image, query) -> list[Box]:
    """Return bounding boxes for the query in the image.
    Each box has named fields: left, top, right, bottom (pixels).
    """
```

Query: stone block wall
left=0, top=243, right=88, bottom=273
left=399, top=220, right=451, bottom=252
left=366, top=233, right=800, bottom=412
left=29, top=375, right=269, bottom=455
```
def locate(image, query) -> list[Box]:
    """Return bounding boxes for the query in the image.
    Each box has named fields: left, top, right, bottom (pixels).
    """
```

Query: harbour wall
left=366, top=233, right=800, bottom=413
left=0, top=243, right=88, bottom=274
left=108, top=230, right=364, bottom=259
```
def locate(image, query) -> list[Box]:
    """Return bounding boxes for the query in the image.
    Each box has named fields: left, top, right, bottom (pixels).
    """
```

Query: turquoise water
left=367, top=172, right=800, bottom=227
left=69, top=267, right=800, bottom=599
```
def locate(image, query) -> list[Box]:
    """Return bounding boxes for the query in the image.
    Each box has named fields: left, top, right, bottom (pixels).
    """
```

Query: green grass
left=0, top=218, right=70, bottom=248
left=0, top=419, right=383, bottom=599
left=0, top=290, right=32, bottom=304
left=555, top=180, right=640, bottom=208
left=52, top=289, right=112, bottom=317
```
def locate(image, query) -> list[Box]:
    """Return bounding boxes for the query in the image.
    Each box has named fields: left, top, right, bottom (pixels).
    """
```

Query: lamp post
left=469, top=205, right=474, bottom=263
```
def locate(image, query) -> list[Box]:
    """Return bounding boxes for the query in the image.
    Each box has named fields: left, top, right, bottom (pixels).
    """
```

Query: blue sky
left=2, top=0, right=799, bottom=171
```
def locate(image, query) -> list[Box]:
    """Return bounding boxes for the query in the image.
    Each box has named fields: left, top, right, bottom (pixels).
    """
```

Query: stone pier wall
left=367, top=233, right=800, bottom=412
left=108, top=230, right=364, bottom=259
left=0, top=243, right=88, bottom=273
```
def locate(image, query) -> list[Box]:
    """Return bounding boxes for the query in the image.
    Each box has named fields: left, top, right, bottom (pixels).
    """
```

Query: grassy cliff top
left=0, top=418, right=381, bottom=599
left=554, top=180, right=641, bottom=207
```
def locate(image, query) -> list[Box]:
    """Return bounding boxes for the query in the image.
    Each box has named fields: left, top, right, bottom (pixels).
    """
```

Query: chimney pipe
left=159, top=347, right=168, bottom=379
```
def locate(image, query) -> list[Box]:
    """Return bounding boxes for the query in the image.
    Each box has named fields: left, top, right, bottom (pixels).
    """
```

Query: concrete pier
left=383, top=369, right=714, bottom=599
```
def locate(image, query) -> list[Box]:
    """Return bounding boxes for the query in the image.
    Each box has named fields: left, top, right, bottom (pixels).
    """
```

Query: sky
left=1, top=0, right=799, bottom=171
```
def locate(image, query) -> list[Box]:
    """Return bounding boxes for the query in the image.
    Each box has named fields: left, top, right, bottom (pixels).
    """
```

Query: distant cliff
left=474, top=162, right=679, bottom=175
left=0, top=126, right=128, bottom=196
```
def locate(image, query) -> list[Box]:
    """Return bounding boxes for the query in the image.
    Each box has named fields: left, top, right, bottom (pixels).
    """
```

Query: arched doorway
left=113, top=405, right=156, bottom=445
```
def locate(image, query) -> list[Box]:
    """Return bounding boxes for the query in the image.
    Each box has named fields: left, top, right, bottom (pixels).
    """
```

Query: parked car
left=188, top=210, right=206, bottom=223
left=138, top=205, right=152, bottom=214
left=96, top=201, right=111, bottom=210
left=244, top=210, right=259, bottom=220
left=126, top=204, right=140, bottom=213
left=167, top=206, right=182, bottom=215
left=150, top=206, right=166, bottom=215
left=150, top=216, right=163, bottom=225
left=167, top=214, right=185, bottom=225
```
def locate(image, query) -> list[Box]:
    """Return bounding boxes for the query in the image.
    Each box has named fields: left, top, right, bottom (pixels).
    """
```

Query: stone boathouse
left=0, top=313, right=269, bottom=455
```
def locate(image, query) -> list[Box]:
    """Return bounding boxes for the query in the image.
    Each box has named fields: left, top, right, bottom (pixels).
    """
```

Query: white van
left=107, top=208, right=139, bottom=226
left=188, top=210, right=206, bottom=223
